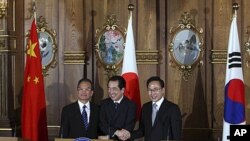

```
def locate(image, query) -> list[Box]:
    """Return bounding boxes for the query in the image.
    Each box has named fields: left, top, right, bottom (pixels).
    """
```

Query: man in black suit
left=125, top=76, right=182, bottom=141
left=99, top=75, right=137, bottom=140
left=60, top=78, right=99, bottom=139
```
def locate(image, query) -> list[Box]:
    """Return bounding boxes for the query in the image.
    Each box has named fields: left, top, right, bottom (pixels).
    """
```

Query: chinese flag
left=21, top=20, right=48, bottom=141
left=121, top=13, right=141, bottom=120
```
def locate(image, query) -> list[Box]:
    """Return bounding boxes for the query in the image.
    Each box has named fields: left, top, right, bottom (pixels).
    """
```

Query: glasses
left=77, top=88, right=92, bottom=92
left=147, top=88, right=162, bottom=93
left=108, top=87, right=120, bottom=92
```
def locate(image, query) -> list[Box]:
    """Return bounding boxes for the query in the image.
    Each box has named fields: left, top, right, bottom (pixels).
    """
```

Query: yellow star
left=33, top=77, right=39, bottom=84
left=27, top=40, right=37, bottom=57
left=27, top=76, right=31, bottom=82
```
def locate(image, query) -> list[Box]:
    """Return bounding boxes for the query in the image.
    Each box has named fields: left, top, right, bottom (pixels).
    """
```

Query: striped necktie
left=82, top=105, right=88, bottom=129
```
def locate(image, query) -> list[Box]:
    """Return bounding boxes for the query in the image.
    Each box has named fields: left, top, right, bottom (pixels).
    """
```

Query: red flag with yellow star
left=21, top=20, right=48, bottom=141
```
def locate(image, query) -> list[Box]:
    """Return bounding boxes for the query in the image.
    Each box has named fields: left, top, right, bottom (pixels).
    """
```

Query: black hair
left=77, top=78, right=93, bottom=90
left=108, top=75, right=126, bottom=90
left=146, top=76, right=164, bottom=88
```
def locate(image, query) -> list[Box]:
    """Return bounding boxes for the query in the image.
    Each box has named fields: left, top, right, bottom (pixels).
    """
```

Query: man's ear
left=121, top=88, right=125, bottom=94
left=161, top=88, right=165, bottom=95
left=91, top=90, right=94, bottom=97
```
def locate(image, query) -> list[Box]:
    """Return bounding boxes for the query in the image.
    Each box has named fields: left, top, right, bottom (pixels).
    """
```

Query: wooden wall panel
left=166, top=0, right=212, bottom=140
left=212, top=0, right=235, bottom=130
left=243, top=0, right=250, bottom=125
left=136, top=0, right=158, bottom=104
left=0, top=0, right=24, bottom=137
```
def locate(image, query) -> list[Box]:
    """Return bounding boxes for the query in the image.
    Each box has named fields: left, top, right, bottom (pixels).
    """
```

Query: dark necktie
left=82, top=105, right=88, bottom=129
left=114, top=102, right=118, bottom=110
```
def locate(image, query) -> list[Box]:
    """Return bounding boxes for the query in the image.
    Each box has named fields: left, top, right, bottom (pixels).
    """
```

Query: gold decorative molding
left=169, top=12, right=204, bottom=81
left=0, top=128, right=12, bottom=131
left=0, top=50, right=15, bottom=53
left=245, top=27, right=250, bottom=68
left=64, top=50, right=160, bottom=65
left=64, top=51, right=86, bottom=64
left=95, top=14, right=126, bottom=77
left=47, top=125, right=60, bottom=128
left=136, top=50, right=160, bottom=64
left=37, top=16, right=57, bottom=75
left=0, top=1, right=7, bottom=19
left=0, top=125, right=60, bottom=131
left=210, top=50, right=227, bottom=64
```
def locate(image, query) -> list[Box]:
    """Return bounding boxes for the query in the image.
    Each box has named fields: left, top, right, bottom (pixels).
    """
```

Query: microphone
left=108, top=116, right=111, bottom=139
left=166, top=126, right=169, bottom=141
left=12, top=122, right=16, bottom=137
left=60, top=124, right=63, bottom=138
left=181, top=113, right=187, bottom=118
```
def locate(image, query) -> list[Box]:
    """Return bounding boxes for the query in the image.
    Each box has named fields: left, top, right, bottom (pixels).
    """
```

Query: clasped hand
left=115, top=129, right=131, bottom=141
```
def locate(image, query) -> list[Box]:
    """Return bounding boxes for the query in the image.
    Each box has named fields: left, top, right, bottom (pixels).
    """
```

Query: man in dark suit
left=60, top=78, right=100, bottom=139
left=125, top=76, right=182, bottom=141
left=99, top=75, right=137, bottom=141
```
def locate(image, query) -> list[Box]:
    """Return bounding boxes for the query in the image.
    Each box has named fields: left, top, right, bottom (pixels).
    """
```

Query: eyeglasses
left=77, top=88, right=92, bottom=92
left=108, top=87, right=120, bottom=92
left=147, top=88, right=162, bottom=93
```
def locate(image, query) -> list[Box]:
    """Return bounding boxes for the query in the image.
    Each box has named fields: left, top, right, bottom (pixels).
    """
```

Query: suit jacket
left=99, top=96, right=136, bottom=140
left=132, top=98, right=182, bottom=141
left=60, top=101, right=100, bottom=139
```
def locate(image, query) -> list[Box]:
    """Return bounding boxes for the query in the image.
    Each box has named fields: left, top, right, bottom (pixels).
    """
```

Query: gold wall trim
left=210, top=50, right=227, bottom=64
left=0, top=35, right=17, bottom=38
left=63, top=50, right=160, bottom=65
left=47, top=125, right=60, bottom=128
left=64, top=51, right=86, bottom=65
left=0, top=125, right=60, bottom=131
left=245, top=35, right=250, bottom=67
left=0, top=50, right=13, bottom=52
left=0, top=128, right=12, bottom=131
left=0, top=1, right=7, bottom=19
left=136, top=50, right=160, bottom=64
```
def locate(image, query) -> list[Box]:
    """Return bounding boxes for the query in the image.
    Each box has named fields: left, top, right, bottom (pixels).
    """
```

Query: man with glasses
left=124, top=76, right=182, bottom=141
left=99, top=75, right=137, bottom=140
left=60, top=78, right=100, bottom=139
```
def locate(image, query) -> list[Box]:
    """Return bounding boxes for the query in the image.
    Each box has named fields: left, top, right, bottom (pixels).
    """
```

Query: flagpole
left=32, top=0, right=37, bottom=23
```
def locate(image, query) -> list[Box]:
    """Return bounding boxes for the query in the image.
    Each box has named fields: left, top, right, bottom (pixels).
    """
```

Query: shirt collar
left=153, top=97, right=164, bottom=109
left=78, top=100, right=90, bottom=110
left=114, top=95, right=123, bottom=104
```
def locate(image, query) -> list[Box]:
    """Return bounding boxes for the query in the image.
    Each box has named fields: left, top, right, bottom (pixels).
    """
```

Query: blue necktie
left=114, top=102, right=118, bottom=110
left=82, top=105, right=88, bottom=129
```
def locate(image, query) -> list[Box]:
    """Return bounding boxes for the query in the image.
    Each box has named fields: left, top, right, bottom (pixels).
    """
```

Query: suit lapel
left=88, top=103, right=93, bottom=130
left=107, top=99, right=116, bottom=123
left=144, top=102, right=155, bottom=128
left=74, top=102, right=82, bottom=120
left=75, top=102, right=87, bottom=131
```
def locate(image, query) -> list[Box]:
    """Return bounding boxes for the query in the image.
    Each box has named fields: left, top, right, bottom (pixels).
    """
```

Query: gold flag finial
left=232, top=3, right=239, bottom=17
left=128, top=3, right=134, bottom=17
left=128, top=4, right=134, bottom=12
